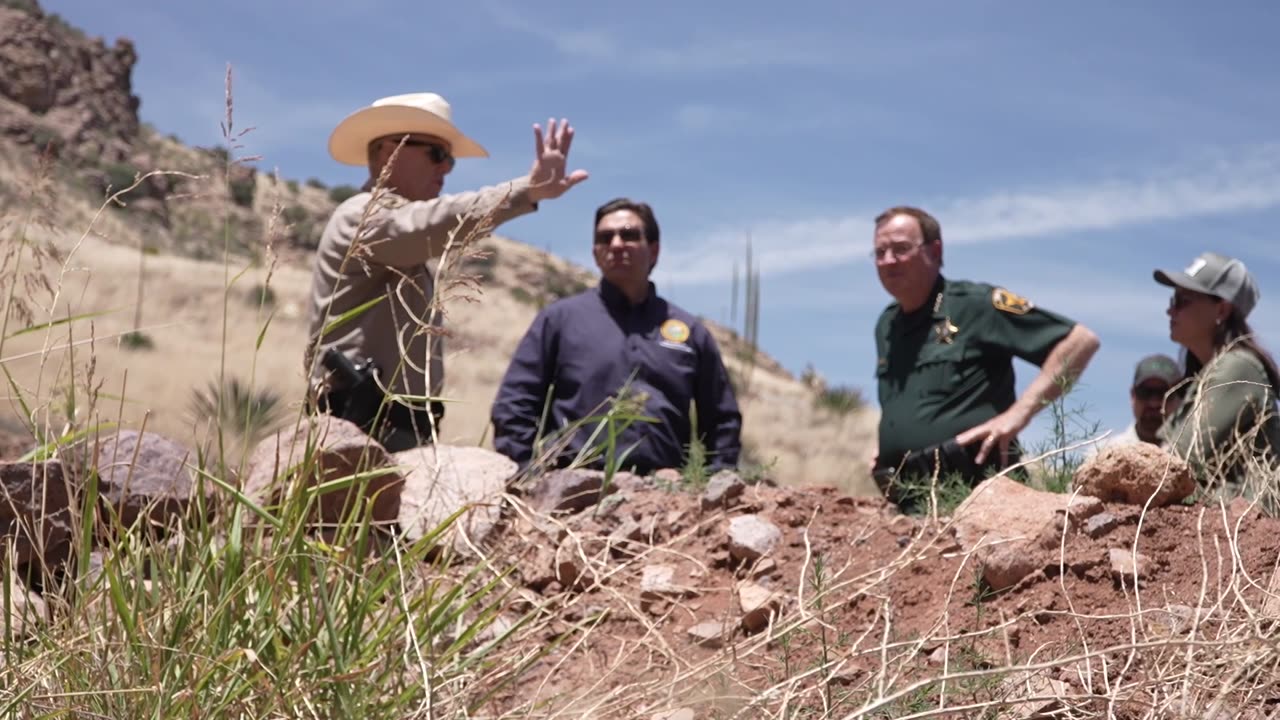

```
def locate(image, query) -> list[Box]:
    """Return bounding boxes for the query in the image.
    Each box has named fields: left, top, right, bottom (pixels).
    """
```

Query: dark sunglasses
left=1133, top=384, right=1171, bottom=401
left=594, top=227, right=645, bottom=245
left=1169, top=291, right=1215, bottom=311
left=401, top=139, right=455, bottom=166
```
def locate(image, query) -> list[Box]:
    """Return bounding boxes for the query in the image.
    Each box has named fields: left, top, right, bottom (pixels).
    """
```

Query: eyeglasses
left=594, top=227, right=645, bottom=245
left=401, top=139, right=455, bottom=167
left=871, top=241, right=924, bottom=262
left=1168, top=291, right=1214, bottom=311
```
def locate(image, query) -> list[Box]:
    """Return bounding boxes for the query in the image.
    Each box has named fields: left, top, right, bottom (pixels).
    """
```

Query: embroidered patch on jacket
left=660, top=318, right=691, bottom=344
left=991, top=288, right=1034, bottom=315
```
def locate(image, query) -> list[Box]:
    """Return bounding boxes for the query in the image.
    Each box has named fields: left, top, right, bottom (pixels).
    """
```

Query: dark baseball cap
left=1154, top=251, right=1259, bottom=319
left=1131, top=354, right=1180, bottom=388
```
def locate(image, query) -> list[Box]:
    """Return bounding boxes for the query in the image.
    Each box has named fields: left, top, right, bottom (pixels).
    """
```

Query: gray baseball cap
left=1154, top=251, right=1259, bottom=319
left=1131, top=353, right=1180, bottom=387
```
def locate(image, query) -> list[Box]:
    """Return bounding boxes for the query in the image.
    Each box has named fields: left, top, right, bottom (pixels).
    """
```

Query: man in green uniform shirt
left=870, top=206, right=1101, bottom=512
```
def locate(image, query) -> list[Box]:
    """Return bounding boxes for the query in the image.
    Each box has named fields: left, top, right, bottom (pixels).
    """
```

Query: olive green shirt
left=1159, top=346, right=1280, bottom=494
left=875, top=275, right=1076, bottom=465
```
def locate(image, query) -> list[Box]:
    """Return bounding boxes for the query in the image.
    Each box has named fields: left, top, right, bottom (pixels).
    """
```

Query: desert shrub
left=305, top=177, right=326, bottom=190
left=328, top=184, right=359, bottom=204
left=286, top=179, right=299, bottom=193
left=510, top=287, right=536, bottom=306
left=246, top=283, right=276, bottom=307
left=206, top=145, right=230, bottom=164
left=229, top=175, right=255, bottom=208
left=103, top=162, right=141, bottom=197
left=187, top=376, right=285, bottom=449
left=815, top=385, right=865, bottom=416
left=119, top=330, right=153, bottom=350
left=282, top=204, right=309, bottom=225
left=29, top=126, right=64, bottom=155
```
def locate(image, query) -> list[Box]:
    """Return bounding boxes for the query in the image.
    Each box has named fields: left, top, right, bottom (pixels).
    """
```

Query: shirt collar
left=599, top=278, right=658, bottom=311
left=897, top=274, right=947, bottom=320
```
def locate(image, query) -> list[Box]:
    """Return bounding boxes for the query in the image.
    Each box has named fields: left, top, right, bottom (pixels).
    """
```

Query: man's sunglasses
left=594, top=227, right=645, bottom=245
left=1133, top=384, right=1171, bottom=401
left=400, top=139, right=455, bottom=166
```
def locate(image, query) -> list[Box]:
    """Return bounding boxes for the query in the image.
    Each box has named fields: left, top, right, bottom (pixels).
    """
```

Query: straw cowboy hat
left=328, top=92, right=488, bottom=166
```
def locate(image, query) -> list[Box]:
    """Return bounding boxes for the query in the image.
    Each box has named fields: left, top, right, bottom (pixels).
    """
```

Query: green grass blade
left=320, top=296, right=384, bottom=338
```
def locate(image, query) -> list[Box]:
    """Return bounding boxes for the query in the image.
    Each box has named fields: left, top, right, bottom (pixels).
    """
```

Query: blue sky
left=44, top=0, right=1280, bottom=451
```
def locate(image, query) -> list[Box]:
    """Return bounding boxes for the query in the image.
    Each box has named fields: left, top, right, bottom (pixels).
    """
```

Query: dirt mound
left=471, top=475, right=1280, bottom=717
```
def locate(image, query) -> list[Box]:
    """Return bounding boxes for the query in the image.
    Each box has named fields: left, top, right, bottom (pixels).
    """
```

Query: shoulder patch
left=991, top=288, right=1034, bottom=315
left=660, top=318, right=691, bottom=344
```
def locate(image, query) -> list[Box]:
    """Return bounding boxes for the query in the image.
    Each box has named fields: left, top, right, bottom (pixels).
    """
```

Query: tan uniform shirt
left=306, top=176, right=536, bottom=400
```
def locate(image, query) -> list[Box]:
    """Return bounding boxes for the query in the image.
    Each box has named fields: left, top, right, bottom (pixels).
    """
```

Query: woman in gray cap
left=1155, top=251, right=1280, bottom=503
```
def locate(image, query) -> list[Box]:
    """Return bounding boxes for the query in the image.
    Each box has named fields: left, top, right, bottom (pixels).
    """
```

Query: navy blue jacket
left=491, top=280, right=742, bottom=474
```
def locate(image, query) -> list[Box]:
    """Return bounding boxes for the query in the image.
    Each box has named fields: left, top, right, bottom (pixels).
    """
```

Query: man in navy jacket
left=491, top=198, right=742, bottom=475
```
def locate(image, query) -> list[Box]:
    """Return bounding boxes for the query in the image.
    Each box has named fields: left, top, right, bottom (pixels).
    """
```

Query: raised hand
left=528, top=117, right=589, bottom=202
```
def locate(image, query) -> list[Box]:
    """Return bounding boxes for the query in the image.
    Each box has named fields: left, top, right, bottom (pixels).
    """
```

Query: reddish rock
left=91, top=429, right=211, bottom=529
left=1073, top=443, right=1196, bottom=507
left=0, top=460, right=72, bottom=572
left=527, top=468, right=607, bottom=514
left=953, top=476, right=1104, bottom=590
left=244, top=416, right=399, bottom=526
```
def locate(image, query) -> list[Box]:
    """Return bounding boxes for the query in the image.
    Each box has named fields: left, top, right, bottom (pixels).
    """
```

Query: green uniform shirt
left=875, top=275, right=1076, bottom=465
left=1159, top=346, right=1280, bottom=495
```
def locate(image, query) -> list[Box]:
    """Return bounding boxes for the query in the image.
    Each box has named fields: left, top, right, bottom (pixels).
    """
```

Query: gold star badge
left=934, top=317, right=959, bottom=344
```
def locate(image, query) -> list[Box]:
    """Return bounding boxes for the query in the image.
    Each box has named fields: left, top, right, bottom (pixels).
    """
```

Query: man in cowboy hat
left=307, top=92, right=588, bottom=451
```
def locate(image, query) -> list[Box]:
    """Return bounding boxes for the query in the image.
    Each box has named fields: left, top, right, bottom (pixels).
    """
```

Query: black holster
left=317, top=348, right=444, bottom=442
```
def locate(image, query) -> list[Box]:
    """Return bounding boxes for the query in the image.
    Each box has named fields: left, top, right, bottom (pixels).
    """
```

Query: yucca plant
left=187, top=376, right=286, bottom=451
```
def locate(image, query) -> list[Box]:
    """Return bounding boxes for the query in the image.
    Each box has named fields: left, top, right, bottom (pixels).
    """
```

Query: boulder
left=952, top=476, right=1104, bottom=590
left=0, top=2, right=142, bottom=163
left=1073, top=443, right=1196, bottom=507
left=395, top=445, right=516, bottom=556
left=0, top=460, right=72, bottom=573
left=244, top=415, right=400, bottom=525
left=91, top=429, right=210, bottom=528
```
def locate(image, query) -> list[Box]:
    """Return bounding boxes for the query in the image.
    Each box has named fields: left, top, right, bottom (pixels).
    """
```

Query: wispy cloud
left=658, top=143, right=1280, bottom=285
left=476, top=1, right=846, bottom=74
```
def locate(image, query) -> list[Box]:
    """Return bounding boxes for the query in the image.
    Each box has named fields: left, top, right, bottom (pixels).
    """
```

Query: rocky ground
left=478, top=462, right=1280, bottom=718
left=3, top=419, right=1280, bottom=718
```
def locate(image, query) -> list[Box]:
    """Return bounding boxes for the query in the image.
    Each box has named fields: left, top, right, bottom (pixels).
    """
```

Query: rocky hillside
left=0, top=0, right=878, bottom=492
